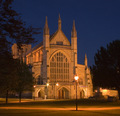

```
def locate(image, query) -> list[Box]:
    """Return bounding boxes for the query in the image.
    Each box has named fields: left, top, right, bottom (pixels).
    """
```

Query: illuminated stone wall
left=25, top=16, right=93, bottom=99
left=12, top=43, right=31, bottom=62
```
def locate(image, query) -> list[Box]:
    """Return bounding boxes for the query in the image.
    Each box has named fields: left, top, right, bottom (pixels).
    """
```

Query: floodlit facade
left=12, top=43, right=31, bottom=62
left=12, top=15, right=93, bottom=99
left=95, top=88, right=119, bottom=99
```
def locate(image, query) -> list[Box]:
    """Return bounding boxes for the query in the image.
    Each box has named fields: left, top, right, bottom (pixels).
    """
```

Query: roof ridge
left=26, top=41, right=43, bottom=55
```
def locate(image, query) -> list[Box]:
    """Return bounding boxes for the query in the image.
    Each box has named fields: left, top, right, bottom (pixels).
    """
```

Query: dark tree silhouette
left=0, top=0, right=40, bottom=48
left=0, top=0, right=40, bottom=103
left=0, top=53, right=18, bottom=103
left=91, top=40, right=120, bottom=98
left=15, top=60, right=34, bottom=103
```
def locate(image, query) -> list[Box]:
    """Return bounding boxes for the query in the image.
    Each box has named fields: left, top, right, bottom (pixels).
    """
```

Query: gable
left=50, top=30, right=70, bottom=45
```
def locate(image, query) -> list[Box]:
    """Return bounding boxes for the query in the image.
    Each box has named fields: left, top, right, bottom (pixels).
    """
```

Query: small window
left=56, top=41, right=63, bottom=45
left=79, top=78, right=83, bottom=85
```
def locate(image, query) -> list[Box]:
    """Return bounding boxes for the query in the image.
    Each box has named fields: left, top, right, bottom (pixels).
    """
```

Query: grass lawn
left=0, top=98, right=120, bottom=116
left=0, top=109, right=120, bottom=116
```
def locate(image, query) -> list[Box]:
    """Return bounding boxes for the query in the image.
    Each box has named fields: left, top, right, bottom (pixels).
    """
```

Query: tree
left=0, top=0, right=40, bottom=102
left=0, top=58, right=34, bottom=103
left=15, top=60, right=34, bottom=103
left=0, top=0, right=40, bottom=59
left=0, top=53, right=18, bottom=103
left=0, top=0, right=40, bottom=62
left=0, top=0, right=40, bottom=47
left=91, top=40, right=120, bottom=98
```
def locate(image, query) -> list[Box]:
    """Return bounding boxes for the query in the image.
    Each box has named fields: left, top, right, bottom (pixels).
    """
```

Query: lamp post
left=46, top=83, right=49, bottom=87
left=56, top=83, right=59, bottom=86
left=74, top=75, right=79, bottom=111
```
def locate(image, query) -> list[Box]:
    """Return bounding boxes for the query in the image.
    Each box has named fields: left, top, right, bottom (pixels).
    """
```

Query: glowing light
left=33, top=85, right=36, bottom=88
left=95, top=90, right=97, bottom=92
left=102, top=89, right=108, bottom=93
left=74, top=75, right=79, bottom=81
left=56, top=83, right=59, bottom=86
left=47, top=83, right=49, bottom=86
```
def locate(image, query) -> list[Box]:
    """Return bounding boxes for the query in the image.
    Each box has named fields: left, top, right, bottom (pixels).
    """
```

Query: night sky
left=12, top=0, right=120, bottom=66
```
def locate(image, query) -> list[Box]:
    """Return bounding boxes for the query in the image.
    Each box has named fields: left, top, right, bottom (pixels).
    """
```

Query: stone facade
left=12, top=43, right=31, bottom=62
left=15, top=15, right=93, bottom=99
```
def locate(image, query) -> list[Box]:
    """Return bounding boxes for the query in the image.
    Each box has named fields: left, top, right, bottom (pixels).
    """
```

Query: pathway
left=0, top=107, right=120, bottom=111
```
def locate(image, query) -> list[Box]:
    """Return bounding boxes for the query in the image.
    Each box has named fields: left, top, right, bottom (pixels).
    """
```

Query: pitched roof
left=26, top=41, right=43, bottom=55
left=50, top=30, right=58, bottom=41
left=50, top=30, right=70, bottom=44
left=27, top=30, right=70, bottom=55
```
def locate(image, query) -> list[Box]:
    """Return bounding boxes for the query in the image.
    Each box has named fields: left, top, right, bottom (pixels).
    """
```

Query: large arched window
left=50, top=52, right=69, bottom=82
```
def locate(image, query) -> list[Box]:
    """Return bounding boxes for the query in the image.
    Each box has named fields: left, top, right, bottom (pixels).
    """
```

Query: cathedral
left=12, top=15, right=93, bottom=99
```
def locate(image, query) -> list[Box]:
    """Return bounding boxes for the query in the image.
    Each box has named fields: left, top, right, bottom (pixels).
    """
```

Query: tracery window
left=50, top=52, right=69, bottom=82
left=79, top=78, right=83, bottom=85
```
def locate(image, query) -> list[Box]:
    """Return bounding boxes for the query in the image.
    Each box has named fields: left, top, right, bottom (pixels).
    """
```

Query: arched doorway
left=58, top=87, right=69, bottom=99
left=37, top=89, right=44, bottom=99
left=38, top=91, right=41, bottom=98
left=80, top=90, right=85, bottom=99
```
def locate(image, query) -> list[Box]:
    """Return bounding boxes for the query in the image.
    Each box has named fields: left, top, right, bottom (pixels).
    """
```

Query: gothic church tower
left=71, top=20, right=77, bottom=76
left=43, top=16, right=50, bottom=84
left=25, top=15, right=93, bottom=99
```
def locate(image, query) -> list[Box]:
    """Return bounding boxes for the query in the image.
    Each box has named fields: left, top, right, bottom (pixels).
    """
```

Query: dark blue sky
left=12, top=0, right=120, bottom=66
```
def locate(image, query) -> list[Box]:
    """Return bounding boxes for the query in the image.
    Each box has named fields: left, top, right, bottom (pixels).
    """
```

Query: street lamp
left=46, top=83, right=49, bottom=87
left=74, top=75, right=79, bottom=111
left=56, top=83, right=59, bottom=86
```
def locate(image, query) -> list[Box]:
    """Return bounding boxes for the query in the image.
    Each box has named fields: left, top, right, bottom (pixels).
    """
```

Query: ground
left=0, top=98, right=120, bottom=116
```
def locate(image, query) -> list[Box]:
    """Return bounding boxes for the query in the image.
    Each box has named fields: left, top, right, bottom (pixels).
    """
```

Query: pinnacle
left=58, top=14, right=62, bottom=30
left=85, top=53, right=87, bottom=59
left=44, top=16, right=49, bottom=35
left=71, top=20, right=77, bottom=37
left=58, top=14, right=61, bottom=21
left=85, top=53, right=88, bottom=67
